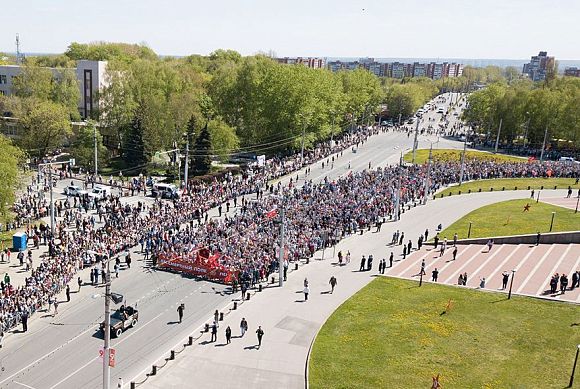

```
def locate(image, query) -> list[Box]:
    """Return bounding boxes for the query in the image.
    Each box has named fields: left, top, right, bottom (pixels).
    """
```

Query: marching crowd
left=1, top=122, right=579, bottom=333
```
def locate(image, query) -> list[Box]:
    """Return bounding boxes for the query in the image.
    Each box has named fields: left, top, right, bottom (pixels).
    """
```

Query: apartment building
left=522, top=51, right=555, bottom=82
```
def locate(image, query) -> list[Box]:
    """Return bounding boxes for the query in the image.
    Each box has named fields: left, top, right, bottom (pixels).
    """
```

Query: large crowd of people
left=1, top=121, right=579, bottom=333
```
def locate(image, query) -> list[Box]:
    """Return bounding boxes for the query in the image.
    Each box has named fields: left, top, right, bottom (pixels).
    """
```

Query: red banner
left=158, top=252, right=236, bottom=284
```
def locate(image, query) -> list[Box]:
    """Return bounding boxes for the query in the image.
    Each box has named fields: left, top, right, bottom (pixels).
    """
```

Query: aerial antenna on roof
left=15, top=33, right=22, bottom=64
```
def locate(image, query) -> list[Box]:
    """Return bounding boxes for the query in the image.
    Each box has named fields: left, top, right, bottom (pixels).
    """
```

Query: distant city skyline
left=1, top=0, right=579, bottom=60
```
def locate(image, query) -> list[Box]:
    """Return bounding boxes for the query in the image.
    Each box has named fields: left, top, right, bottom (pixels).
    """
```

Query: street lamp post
left=508, top=269, right=516, bottom=299
left=422, top=145, right=433, bottom=205
left=523, top=112, right=530, bottom=150
left=468, top=221, right=472, bottom=238
left=103, top=253, right=111, bottom=389
left=568, top=344, right=580, bottom=388
left=278, top=205, right=285, bottom=287
left=412, top=119, right=420, bottom=163
left=537, top=190, right=541, bottom=203
left=575, top=196, right=579, bottom=214
left=550, top=212, right=556, bottom=232
left=184, top=133, right=190, bottom=193
left=540, top=124, right=549, bottom=162
left=459, top=126, right=468, bottom=186
left=494, top=118, right=503, bottom=153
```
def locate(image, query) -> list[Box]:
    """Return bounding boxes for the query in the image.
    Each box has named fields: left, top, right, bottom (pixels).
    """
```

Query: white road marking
left=12, top=382, right=37, bottom=389
left=49, top=312, right=164, bottom=389
left=516, top=245, right=558, bottom=293
left=536, top=245, right=573, bottom=295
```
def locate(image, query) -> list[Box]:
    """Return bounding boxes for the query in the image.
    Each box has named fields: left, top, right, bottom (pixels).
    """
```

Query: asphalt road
left=0, top=93, right=465, bottom=389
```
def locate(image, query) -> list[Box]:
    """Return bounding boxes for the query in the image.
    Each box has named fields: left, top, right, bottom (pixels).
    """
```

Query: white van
left=88, top=186, right=111, bottom=200
left=152, top=183, right=179, bottom=199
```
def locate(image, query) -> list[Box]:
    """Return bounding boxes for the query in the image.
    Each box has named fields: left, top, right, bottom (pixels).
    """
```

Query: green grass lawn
left=309, top=277, right=580, bottom=389
left=439, top=199, right=579, bottom=240
left=438, top=177, right=580, bottom=197
left=404, top=149, right=524, bottom=164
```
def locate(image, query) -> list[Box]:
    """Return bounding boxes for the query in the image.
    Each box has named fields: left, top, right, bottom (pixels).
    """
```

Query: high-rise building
left=564, top=67, right=580, bottom=77
left=522, top=51, right=555, bottom=82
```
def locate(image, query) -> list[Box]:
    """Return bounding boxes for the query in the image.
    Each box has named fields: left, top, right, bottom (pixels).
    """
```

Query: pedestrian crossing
left=386, top=242, right=580, bottom=303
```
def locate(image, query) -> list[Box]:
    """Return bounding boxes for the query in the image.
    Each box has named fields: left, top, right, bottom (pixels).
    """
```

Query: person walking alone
left=329, top=276, right=337, bottom=294
left=303, top=284, right=310, bottom=301
left=225, top=326, right=232, bottom=344
left=240, top=318, right=248, bottom=337
left=177, top=303, right=185, bottom=324
left=256, top=326, right=264, bottom=349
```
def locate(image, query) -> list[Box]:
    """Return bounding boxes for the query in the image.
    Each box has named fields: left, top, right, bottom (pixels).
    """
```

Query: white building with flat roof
left=0, top=60, right=108, bottom=119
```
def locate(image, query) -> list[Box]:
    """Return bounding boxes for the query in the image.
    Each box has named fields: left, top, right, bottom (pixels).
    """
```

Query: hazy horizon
left=1, top=0, right=579, bottom=60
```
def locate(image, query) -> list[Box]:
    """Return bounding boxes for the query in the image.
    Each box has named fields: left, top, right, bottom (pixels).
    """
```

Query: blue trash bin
left=12, top=232, right=27, bottom=252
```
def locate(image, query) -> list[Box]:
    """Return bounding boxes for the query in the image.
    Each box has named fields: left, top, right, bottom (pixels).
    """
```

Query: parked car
left=100, top=305, right=139, bottom=338
left=63, top=185, right=86, bottom=197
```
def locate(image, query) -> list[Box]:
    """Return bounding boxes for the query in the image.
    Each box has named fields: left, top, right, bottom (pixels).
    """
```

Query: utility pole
left=423, top=145, right=433, bottom=205
left=523, top=113, right=531, bottom=150
left=49, top=168, right=55, bottom=237
left=540, top=124, right=549, bottom=162
left=394, top=153, right=402, bottom=221
left=459, top=131, right=467, bottom=185
left=184, top=135, right=189, bottom=192
left=412, top=119, right=420, bottom=163
left=300, top=121, right=306, bottom=167
left=278, top=206, right=285, bottom=287
left=103, top=256, right=111, bottom=389
left=94, top=124, right=98, bottom=176
left=494, top=118, right=502, bottom=153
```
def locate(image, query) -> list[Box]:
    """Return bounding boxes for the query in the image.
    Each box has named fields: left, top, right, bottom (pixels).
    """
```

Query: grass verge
left=438, top=177, right=579, bottom=197
left=403, top=149, right=524, bottom=164
left=309, top=277, right=580, bottom=389
left=438, top=199, right=579, bottom=240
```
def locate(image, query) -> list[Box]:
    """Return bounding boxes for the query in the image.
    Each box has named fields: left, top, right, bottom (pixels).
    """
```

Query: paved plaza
left=388, top=243, right=580, bottom=303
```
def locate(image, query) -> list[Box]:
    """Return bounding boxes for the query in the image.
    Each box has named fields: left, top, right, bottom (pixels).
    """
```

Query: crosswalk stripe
left=536, top=244, right=573, bottom=295
left=516, top=245, right=558, bottom=293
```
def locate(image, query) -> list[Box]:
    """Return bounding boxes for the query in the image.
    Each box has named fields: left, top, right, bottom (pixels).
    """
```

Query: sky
left=1, top=0, right=579, bottom=59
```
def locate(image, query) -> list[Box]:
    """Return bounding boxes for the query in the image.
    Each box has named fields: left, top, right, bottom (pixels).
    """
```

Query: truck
left=100, top=305, right=139, bottom=338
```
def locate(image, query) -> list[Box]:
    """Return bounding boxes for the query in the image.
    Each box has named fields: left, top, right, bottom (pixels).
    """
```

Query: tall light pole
left=184, top=133, right=189, bottom=192
left=278, top=206, right=285, bottom=287
left=494, top=118, right=503, bottom=153
left=569, top=344, right=580, bottom=388
left=103, top=252, right=111, bottom=389
left=540, top=124, right=549, bottom=162
left=94, top=123, right=98, bottom=176
left=412, top=119, right=420, bottom=163
left=508, top=269, right=516, bottom=299
left=550, top=212, right=556, bottom=232
left=459, top=126, right=469, bottom=185
left=422, top=145, right=433, bottom=205
left=523, top=112, right=531, bottom=150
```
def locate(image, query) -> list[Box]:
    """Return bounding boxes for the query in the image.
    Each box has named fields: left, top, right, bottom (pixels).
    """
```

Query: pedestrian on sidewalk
left=452, top=246, right=458, bottom=261
left=536, top=232, right=541, bottom=246
left=486, top=239, right=494, bottom=252
left=431, top=268, right=439, bottom=282
left=501, top=271, right=510, bottom=289
left=367, top=255, right=373, bottom=271
left=225, top=326, right=232, bottom=344
left=479, top=277, right=486, bottom=289
left=329, top=276, right=337, bottom=293
left=256, top=326, right=264, bottom=349
left=114, top=263, right=119, bottom=278
left=359, top=255, right=366, bottom=271
left=389, top=252, right=394, bottom=268
left=420, top=259, right=426, bottom=276
left=240, top=318, right=248, bottom=337
left=177, top=303, right=185, bottom=323
left=66, top=285, right=70, bottom=302
left=211, top=323, right=217, bottom=342
left=53, top=300, right=59, bottom=316
left=304, top=285, right=310, bottom=301
left=560, top=274, right=569, bottom=293
left=453, top=233, right=458, bottom=247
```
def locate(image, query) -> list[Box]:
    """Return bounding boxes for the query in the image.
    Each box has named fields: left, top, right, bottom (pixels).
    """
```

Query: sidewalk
left=139, top=190, right=569, bottom=389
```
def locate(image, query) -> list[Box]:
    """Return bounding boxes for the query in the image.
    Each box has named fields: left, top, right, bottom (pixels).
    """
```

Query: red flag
left=266, top=209, right=277, bottom=219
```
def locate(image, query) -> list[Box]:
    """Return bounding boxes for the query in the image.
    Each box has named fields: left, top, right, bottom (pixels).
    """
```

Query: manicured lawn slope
left=439, top=199, right=579, bottom=240
left=438, top=177, right=579, bottom=197
left=404, top=149, right=524, bottom=164
left=309, top=277, right=580, bottom=389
